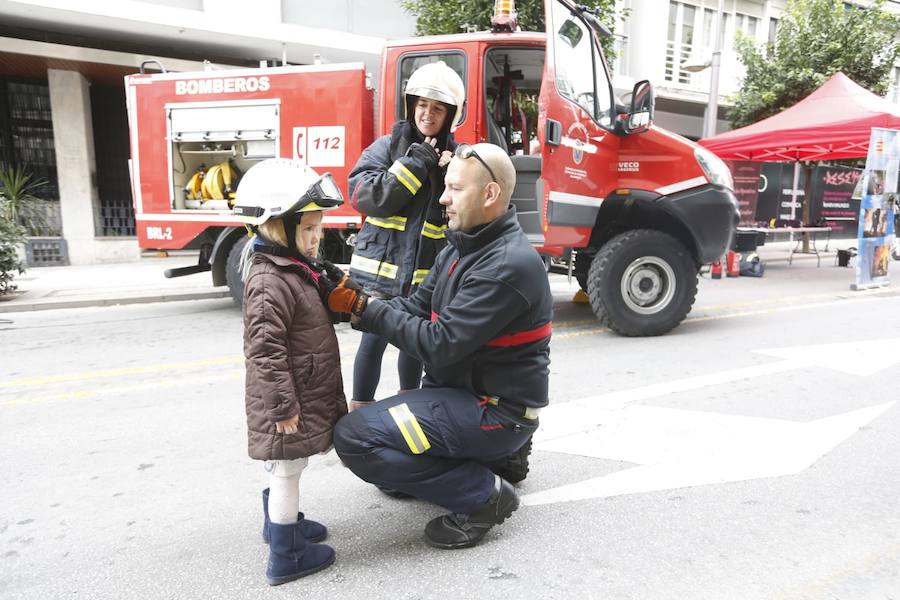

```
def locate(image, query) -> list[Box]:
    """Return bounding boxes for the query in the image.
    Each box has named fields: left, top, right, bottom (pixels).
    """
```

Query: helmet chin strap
left=282, top=212, right=300, bottom=256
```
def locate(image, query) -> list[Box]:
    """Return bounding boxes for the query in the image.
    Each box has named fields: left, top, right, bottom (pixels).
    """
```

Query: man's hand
left=438, top=150, right=453, bottom=168
left=327, top=277, right=369, bottom=317
left=275, top=414, right=299, bottom=435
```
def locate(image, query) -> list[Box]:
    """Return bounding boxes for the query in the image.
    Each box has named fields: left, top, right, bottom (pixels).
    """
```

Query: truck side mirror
left=625, top=80, right=654, bottom=135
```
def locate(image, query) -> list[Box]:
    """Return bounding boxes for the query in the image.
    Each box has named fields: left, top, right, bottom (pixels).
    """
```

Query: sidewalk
left=0, top=239, right=881, bottom=314
left=0, top=252, right=229, bottom=313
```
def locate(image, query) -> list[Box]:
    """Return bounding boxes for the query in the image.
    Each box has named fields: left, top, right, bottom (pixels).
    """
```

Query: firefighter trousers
left=333, top=387, right=534, bottom=514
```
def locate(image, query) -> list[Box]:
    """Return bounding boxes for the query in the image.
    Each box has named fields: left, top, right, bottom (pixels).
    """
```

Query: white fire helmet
left=404, top=61, right=466, bottom=132
left=232, top=158, right=343, bottom=226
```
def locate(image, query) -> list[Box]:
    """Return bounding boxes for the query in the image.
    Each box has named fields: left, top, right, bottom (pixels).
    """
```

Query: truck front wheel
left=587, top=229, right=697, bottom=336
left=226, top=236, right=250, bottom=305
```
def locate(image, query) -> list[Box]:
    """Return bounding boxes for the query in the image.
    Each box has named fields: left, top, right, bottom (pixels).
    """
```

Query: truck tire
left=587, top=229, right=697, bottom=336
left=226, top=236, right=250, bottom=305
left=574, top=250, right=593, bottom=291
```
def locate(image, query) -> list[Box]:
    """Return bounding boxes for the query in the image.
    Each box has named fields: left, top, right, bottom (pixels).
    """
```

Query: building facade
left=612, top=0, right=900, bottom=139
left=0, top=0, right=409, bottom=264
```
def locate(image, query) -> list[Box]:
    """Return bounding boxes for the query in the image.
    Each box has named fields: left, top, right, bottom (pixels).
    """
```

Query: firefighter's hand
left=275, top=415, right=299, bottom=435
left=327, top=277, right=370, bottom=317
left=438, top=149, right=453, bottom=168
left=408, top=139, right=438, bottom=169
left=349, top=400, right=373, bottom=412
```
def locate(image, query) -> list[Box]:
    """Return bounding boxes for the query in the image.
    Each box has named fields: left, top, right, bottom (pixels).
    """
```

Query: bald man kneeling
left=332, top=143, right=553, bottom=549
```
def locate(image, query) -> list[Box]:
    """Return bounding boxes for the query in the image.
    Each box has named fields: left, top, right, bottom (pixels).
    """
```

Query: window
left=665, top=1, right=698, bottom=85
left=681, top=4, right=696, bottom=47
left=702, top=8, right=716, bottom=49
left=396, top=52, right=467, bottom=124
left=734, top=14, right=759, bottom=40
left=550, top=0, right=612, bottom=127
left=768, top=17, right=778, bottom=45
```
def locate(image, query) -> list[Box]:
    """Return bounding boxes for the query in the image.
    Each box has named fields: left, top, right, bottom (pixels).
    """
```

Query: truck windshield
left=550, top=1, right=612, bottom=128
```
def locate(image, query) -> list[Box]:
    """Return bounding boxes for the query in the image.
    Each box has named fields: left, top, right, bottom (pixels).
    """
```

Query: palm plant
left=0, top=165, right=50, bottom=236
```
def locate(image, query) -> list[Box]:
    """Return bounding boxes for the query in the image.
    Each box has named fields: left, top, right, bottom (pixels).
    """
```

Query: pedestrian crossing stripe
left=388, top=403, right=431, bottom=454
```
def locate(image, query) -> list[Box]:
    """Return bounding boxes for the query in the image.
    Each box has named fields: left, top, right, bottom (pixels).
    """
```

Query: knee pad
left=264, top=457, right=308, bottom=478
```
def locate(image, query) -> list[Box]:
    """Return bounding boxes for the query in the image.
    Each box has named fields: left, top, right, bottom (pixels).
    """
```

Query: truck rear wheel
left=587, top=229, right=697, bottom=336
left=226, top=236, right=250, bottom=305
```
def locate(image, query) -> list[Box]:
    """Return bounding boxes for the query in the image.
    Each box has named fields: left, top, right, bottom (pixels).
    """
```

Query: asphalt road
left=2, top=268, right=899, bottom=599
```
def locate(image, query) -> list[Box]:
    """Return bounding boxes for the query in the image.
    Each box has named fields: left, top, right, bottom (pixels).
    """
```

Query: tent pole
left=801, top=162, right=814, bottom=252
left=790, top=160, right=801, bottom=242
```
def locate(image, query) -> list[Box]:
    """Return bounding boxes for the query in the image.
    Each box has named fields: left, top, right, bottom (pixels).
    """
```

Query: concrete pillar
left=47, top=69, right=100, bottom=265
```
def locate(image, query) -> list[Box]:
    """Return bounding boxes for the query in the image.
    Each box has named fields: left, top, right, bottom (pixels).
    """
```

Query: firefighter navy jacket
left=359, top=207, right=553, bottom=420
left=348, top=120, right=457, bottom=298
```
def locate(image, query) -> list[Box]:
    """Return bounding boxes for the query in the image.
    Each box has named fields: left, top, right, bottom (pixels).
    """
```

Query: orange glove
left=327, top=277, right=369, bottom=316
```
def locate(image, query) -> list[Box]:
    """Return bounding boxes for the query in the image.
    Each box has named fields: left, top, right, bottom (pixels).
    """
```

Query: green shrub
left=0, top=215, right=24, bottom=295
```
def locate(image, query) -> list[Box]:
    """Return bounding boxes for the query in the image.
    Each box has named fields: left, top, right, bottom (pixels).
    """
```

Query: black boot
left=424, top=475, right=520, bottom=549
left=262, top=488, right=327, bottom=543
left=266, top=520, right=335, bottom=585
left=488, top=437, right=532, bottom=483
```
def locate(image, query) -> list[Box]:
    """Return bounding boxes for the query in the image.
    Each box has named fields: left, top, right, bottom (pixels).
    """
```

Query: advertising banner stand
left=851, top=128, right=897, bottom=291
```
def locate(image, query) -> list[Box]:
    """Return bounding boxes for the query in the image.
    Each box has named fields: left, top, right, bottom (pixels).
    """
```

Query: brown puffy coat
left=242, top=251, right=347, bottom=460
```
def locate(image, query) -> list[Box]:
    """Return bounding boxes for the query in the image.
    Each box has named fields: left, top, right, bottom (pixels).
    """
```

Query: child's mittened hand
left=322, top=260, right=345, bottom=283
left=275, top=415, right=299, bottom=434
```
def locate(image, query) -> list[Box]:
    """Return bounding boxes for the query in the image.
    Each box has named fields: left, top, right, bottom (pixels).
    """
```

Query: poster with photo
left=853, top=128, right=897, bottom=290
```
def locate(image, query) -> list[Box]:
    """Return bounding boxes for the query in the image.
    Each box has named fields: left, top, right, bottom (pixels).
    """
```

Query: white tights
left=265, top=457, right=308, bottom=524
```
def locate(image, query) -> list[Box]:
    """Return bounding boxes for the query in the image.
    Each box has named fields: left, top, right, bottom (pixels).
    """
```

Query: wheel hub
left=620, top=257, right=676, bottom=315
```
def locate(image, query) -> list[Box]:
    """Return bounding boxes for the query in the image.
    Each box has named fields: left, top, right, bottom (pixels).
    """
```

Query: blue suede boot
left=266, top=521, right=335, bottom=586
left=261, top=488, right=327, bottom=543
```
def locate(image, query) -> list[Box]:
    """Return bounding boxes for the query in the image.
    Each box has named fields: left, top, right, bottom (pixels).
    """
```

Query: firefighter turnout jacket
left=348, top=120, right=457, bottom=298
left=358, top=207, right=553, bottom=424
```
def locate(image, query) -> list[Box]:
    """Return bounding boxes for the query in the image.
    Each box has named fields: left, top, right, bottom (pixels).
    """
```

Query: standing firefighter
left=234, top=158, right=348, bottom=585
left=347, top=60, right=464, bottom=409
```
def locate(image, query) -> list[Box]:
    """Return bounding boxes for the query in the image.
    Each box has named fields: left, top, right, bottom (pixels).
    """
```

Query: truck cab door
left=538, top=0, right=620, bottom=248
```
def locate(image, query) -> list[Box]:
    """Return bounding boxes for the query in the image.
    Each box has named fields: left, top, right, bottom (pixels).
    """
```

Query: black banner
left=724, top=160, right=761, bottom=226
left=808, top=165, right=861, bottom=238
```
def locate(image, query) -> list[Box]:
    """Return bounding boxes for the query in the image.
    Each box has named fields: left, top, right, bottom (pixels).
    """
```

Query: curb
left=0, top=289, right=230, bottom=313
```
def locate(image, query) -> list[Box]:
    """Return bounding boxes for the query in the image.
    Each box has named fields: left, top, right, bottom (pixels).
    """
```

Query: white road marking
left=524, top=338, right=900, bottom=505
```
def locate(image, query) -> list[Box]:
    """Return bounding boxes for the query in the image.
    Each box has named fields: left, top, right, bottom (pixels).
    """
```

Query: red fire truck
left=125, top=0, right=738, bottom=336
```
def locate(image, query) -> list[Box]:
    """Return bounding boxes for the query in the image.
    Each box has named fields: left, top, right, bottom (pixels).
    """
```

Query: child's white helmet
left=232, top=158, right=343, bottom=226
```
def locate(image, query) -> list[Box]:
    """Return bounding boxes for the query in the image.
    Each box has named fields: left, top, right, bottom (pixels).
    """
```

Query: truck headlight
left=694, top=147, right=734, bottom=191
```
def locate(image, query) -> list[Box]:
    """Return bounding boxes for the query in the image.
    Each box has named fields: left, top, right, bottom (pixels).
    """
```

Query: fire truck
left=125, top=0, right=738, bottom=336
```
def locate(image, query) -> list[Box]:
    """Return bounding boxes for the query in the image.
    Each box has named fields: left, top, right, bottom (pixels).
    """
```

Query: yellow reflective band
left=388, top=403, right=431, bottom=454
left=412, top=268, right=430, bottom=284
left=366, top=215, right=407, bottom=231
left=388, top=161, right=422, bottom=195
left=421, top=221, right=447, bottom=240
left=350, top=254, right=398, bottom=279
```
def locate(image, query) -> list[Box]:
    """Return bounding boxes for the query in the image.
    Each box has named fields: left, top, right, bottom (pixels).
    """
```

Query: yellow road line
left=2, top=371, right=244, bottom=408
left=1, top=355, right=244, bottom=388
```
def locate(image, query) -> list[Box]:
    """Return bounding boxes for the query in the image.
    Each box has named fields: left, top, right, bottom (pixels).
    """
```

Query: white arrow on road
left=522, top=338, right=900, bottom=506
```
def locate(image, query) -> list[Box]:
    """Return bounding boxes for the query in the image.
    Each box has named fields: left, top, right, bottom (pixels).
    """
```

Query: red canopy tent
left=698, top=72, right=900, bottom=161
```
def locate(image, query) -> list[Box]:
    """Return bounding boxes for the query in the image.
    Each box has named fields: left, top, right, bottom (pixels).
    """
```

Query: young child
left=232, top=158, right=348, bottom=586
